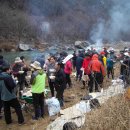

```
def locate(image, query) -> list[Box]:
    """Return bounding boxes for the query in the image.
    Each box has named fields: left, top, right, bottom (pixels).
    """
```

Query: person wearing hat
left=0, top=65, right=24, bottom=124
left=103, top=47, right=108, bottom=58
left=89, top=54, right=105, bottom=92
left=30, top=61, right=46, bottom=120
left=120, top=52, right=130, bottom=84
left=20, top=56, right=29, bottom=87
left=12, top=57, right=26, bottom=97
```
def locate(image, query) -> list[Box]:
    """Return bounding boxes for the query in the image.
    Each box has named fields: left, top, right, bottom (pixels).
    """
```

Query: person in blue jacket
left=107, top=57, right=114, bottom=79
left=76, top=52, right=84, bottom=81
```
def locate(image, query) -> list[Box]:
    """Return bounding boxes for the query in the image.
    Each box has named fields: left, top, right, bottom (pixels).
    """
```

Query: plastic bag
left=76, top=101, right=91, bottom=113
left=45, top=97, right=61, bottom=116
left=82, top=70, right=89, bottom=81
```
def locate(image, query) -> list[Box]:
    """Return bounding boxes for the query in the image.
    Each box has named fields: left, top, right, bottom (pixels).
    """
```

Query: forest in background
left=0, top=0, right=130, bottom=45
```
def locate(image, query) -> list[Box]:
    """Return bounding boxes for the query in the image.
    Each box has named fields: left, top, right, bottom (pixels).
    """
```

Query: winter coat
left=103, top=56, right=107, bottom=67
left=0, top=72, right=16, bottom=101
left=55, top=68, right=66, bottom=88
left=47, top=62, right=56, bottom=82
left=30, top=70, right=46, bottom=94
left=89, top=54, right=105, bottom=76
left=82, top=57, right=91, bottom=75
left=76, top=56, right=84, bottom=70
left=64, top=60, right=72, bottom=74
left=107, top=58, right=114, bottom=69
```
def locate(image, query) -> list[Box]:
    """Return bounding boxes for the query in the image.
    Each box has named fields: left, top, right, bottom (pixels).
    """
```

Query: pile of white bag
left=45, top=97, right=61, bottom=116
left=46, top=78, right=125, bottom=130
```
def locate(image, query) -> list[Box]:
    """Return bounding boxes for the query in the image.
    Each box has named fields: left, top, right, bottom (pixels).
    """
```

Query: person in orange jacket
left=89, top=54, right=105, bottom=92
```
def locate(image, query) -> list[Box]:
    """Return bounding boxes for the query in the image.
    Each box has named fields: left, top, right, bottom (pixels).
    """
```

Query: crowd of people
left=0, top=46, right=130, bottom=127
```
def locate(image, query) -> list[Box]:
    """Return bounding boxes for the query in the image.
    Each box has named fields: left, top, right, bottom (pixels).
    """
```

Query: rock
left=74, top=41, right=89, bottom=49
left=18, top=43, right=31, bottom=51
left=11, top=49, right=16, bottom=52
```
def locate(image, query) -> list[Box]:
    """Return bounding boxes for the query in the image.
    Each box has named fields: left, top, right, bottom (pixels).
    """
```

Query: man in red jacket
left=89, top=54, right=105, bottom=92
left=82, top=53, right=92, bottom=89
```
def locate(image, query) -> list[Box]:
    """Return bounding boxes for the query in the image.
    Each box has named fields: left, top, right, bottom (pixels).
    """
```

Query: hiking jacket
left=64, top=60, right=72, bottom=74
left=55, top=68, right=66, bottom=88
left=107, top=58, right=114, bottom=69
left=89, top=54, right=105, bottom=76
left=0, top=72, right=16, bottom=101
left=103, top=56, right=107, bottom=67
left=82, top=57, right=91, bottom=75
left=30, top=70, right=46, bottom=94
left=76, top=56, right=84, bottom=70
left=47, top=62, right=56, bottom=82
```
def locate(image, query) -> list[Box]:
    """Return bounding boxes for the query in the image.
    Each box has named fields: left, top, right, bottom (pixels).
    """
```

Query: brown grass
left=81, top=95, right=130, bottom=130
left=0, top=42, right=17, bottom=51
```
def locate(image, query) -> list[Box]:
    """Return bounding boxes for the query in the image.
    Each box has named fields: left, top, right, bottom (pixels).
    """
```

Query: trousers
left=32, top=93, right=44, bottom=119
left=3, top=98, right=24, bottom=124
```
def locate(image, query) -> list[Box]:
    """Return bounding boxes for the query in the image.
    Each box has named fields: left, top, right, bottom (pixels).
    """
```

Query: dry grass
left=81, top=95, right=130, bottom=130
left=0, top=43, right=17, bottom=51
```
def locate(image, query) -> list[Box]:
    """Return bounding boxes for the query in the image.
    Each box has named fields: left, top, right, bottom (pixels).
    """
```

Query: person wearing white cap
left=30, top=61, right=46, bottom=120
left=120, top=51, right=130, bottom=85
left=12, top=57, right=26, bottom=97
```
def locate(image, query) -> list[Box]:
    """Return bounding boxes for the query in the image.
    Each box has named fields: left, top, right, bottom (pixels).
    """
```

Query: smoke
left=27, top=0, right=51, bottom=41
left=90, top=19, right=105, bottom=46
left=41, top=22, right=50, bottom=34
left=90, top=0, right=130, bottom=45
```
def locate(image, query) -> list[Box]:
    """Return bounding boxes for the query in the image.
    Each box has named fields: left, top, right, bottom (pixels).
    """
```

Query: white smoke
left=90, top=0, right=130, bottom=44
left=41, top=21, right=50, bottom=34
left=90, top=19, right=105, bottom=47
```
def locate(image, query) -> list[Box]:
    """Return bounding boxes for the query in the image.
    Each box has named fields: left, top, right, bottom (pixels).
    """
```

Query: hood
left=0, top=72, right=9, bottom=80
left=92, top=54, right=99, bottom=60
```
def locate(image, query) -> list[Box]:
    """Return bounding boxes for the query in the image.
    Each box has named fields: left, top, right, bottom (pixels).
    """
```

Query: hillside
left=0, top=0, right=130, bottom=46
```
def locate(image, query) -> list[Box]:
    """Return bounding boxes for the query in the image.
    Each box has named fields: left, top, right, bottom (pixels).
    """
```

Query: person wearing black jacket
left=0, top=65, right=24, bottom=124
left=55, top=62, right=66, bottom=107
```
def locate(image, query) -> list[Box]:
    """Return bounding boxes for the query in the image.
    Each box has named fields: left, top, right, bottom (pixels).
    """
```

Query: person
left=89, top=54, right=105, bottom=92
left=82, top=53, right=92, bottom=89
left=0, top=96, right=2, bottom=119
left=103, top=47, right=108, bottom=58
left=107, top=57, right=114, bottom=79
left=0, top=68, right=3, bottom=119
left=55, top=62, right=66, bottom=107
left=30, top=61, right=46, bottom=120
left=46, top=56, right=56, bottom=97
left=76, top=52, right=84, bottom=81
left=72, top=51, right=77, bottom=70
left=0, top=55, right=8, bottom=69
left=20, top=56, right=29, bottom=86
left=64, top=56, right=73, bottom=88
left=12, top=57, right=27, bottom=97
left=0, top=65, right=24, bottom=124
left=120, top=52, right=130, bottom=85
left=99, top=51, right=107, bottom=67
